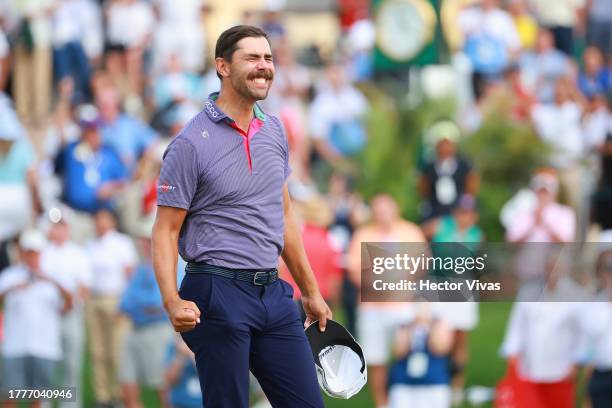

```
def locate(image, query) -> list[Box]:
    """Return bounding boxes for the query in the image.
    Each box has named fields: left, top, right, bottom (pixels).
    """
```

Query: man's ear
left=215, top=57, right=230, bottom=78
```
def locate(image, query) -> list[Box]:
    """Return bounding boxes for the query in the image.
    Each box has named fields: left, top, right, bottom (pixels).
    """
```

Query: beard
left=230, top=67, right=274, bottom=101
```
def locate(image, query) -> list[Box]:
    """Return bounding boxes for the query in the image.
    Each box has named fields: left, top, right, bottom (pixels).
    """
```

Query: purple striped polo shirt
left=157, top=93, right=290, bottom=269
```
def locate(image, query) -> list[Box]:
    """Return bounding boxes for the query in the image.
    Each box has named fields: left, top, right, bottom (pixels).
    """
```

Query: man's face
left=21, top=249, right=41, bottom=273
left=220, top=37, right=275, bottom=101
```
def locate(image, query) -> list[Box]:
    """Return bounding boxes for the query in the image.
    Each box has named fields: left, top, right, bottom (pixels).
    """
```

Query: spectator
left=165, top=336, right=203, bottom=408
left=592, top=134, right=612, bottom=231
left=280, top=195, right=343, bottom=321
left=520, top=29, right=572, bottom=103
left=507, top=0, right=538, bottom=50
left=96, top=87, right=157, bottom=174
left=309, top=62, right=368, bottom=165
left=41, top=210, right=93, bottom=408
left=423, top=194, right=483, bottom=243
left=9, top=0, right=54, bottom=125
left=105, top=0, right=155, bottom=102
left=582, top=250, right=612, bottom=408
left=79, top=0, right=104, bottom=66
left=418, top=121, right=478, bottom=221
left=505, top=168, right=576, bottom=243
left=458, top=0, right=521, bottom=76
left=86, top=209, right=138, bottom=407
left=347, top=194, right=427, bottom=408
left=52, top=0, right=91, bottom=103
left=528, top=0, right=586, bottom=55
left=577, top=46, right=610, bottom=99
left=54, top=105, right=126, bottom=241
left=119, top=217, right=173, bottom=408
left=388, top=305, right=454, bottom=408
left=582, top=94, right=609, bottom=155
left=151, top=0, right=207, bottom=76
left=0, top=229, right=72, bottom=408
left=531, top=79, right=586, bottom=212
left=504, top=63, right=536, bottom=122
left=151, top=54, right=204, bottom=111
left=422, top=194, right=482, bottom=406
left=500, top=250, right=587, bottom=408
left=326, top=172, right=369, bottom=335
left=0, top=106, right=40, bottom=270
left=586, top=0, right=612, bottom=56
left=0, top=27, right=9, bottom=92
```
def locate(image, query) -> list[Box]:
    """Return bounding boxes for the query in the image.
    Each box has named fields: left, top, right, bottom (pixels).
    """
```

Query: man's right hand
left=166, top=298, right=201, bottom=332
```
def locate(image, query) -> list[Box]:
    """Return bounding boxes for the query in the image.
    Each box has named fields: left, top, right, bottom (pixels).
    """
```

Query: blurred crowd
left=0, top=0, right=611, bottom=408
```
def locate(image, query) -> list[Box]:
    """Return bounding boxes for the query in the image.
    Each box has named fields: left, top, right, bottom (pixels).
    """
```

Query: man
left=418, top=121, right=478, bottom=221
left=41, top=210, right=93, bottom=408
left=152, top=25, right=331, bottom=408
left=347, top=194, right=427, bottom=408
left=86, top=209, right=138, bottom=407
left=119, top=218, right=173, bottom=408
left=0, top=229, right=72, bottom=408
left=55, top=105, right=127, bottom=242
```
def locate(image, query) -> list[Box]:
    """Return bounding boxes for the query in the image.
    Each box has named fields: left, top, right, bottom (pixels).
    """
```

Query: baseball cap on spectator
left=78, top=104, right=103, bottom=130
left=19, top=229, right=47, bottom=252
left=305, top=320, right=367, bottom=399
left=425, top=120, right=461, bottom=147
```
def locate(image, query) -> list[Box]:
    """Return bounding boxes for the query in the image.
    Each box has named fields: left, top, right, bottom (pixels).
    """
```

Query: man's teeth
left=254, top=78, right=266, bottom=84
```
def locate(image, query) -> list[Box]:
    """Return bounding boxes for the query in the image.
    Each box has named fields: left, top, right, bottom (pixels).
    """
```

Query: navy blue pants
left=179, top=273, right=325, bottom=408
left=589, top=369, right=612, bottom=408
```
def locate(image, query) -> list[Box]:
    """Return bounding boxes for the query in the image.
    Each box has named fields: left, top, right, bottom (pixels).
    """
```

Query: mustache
left=247, top=70, right=274, bottom=80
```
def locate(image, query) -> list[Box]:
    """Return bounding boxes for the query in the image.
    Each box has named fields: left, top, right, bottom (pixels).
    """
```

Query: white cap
left=305, top=320, right=367, bottom=399
left=19, top=229, right=47, bottom=252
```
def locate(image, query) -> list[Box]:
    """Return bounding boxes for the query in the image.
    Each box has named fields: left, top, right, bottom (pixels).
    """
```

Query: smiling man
left=152, top=25, right=331, bottom=407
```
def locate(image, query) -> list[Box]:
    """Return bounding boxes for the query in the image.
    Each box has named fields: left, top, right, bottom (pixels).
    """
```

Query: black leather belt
left=186, top=262, right=279, bottom=286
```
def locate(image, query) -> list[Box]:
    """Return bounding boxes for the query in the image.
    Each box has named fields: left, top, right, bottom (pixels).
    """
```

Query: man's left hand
left=302, top=293, right=332, bottom=332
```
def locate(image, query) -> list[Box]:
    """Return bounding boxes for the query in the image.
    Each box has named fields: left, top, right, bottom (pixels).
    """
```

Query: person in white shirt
left=151, top=0, right=207, bottom=76
left=104, top=0, right=155, bottom=102
left=501, top=250, right=588, bottom=408
left=457, top=0, right=521, bottom=69
left=41, top=211, right=93, bottom=408
left=0, top=229, right=71, bottom=407
left=85, top=209, right=137, bottom=407
left=309, top=62, right=368, bottom=166
left=583, top=250, right=612, bottom=408
left=531, top=79, right=587, bottom=218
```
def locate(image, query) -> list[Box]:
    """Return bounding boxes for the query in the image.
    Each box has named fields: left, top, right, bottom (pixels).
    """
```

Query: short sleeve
left=157, top=138, right=200, bottom=209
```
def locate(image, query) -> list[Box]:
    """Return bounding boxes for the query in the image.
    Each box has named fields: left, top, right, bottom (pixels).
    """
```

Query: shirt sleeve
left=157, top=138, right=200, bottom=210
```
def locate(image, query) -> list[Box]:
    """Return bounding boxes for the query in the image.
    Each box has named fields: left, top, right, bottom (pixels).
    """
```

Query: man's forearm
left=152, top=223, right=180, bottom=309
left=281, top=207, right=320, bottom=298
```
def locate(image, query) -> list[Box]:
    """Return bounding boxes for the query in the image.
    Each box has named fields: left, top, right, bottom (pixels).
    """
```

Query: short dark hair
left=215, top=25, right=270, bottom=78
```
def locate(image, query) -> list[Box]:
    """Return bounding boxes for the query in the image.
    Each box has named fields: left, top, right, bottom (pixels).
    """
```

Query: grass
left=78, top=302, right=513, bottom=407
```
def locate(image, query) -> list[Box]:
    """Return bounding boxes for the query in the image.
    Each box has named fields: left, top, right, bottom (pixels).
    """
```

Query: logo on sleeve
left=158, top=183, right=176, bottom=193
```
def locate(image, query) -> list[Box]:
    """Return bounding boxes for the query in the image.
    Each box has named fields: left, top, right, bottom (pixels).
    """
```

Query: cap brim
left=305, top=320, right=366, bottom=373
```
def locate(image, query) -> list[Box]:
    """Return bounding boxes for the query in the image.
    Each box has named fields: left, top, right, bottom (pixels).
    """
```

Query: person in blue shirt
left=388, top=305, right=454, bottom=408
left=119, top=218, right=174, bottom=408
left=96, top=87, right=157, bottom=174
left=55, top=105, right=127, bottom=214
left=165, top=336, right=203, bottom=408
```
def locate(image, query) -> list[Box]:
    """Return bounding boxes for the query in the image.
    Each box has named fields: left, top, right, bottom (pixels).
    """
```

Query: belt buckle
left=253, top=271, right=268, bottom=286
